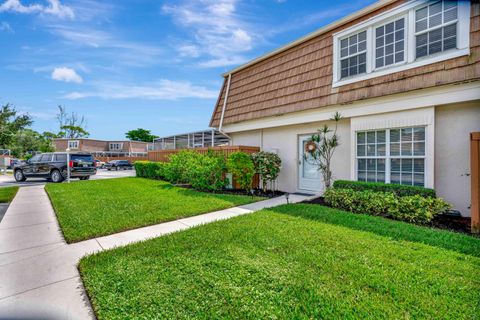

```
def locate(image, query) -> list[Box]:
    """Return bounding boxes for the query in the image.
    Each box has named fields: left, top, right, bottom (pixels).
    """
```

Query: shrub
left=390, top=195, right=451, bottom=224
left=251, top=151, right=282, bottom=192
left=135, top=161, right=167, bottom=180
left=333, top=180, right=436, bottom=198
left=186, top=152, right=227, bottom=192
left=227, top=152, right=255, bottom=192
left=324, top=188, right=450, bottom=224
left=164, top=151, right=202, bottom=184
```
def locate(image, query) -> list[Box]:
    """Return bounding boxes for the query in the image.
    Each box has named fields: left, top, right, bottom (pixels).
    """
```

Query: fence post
left=471, top=132, right=480, bottom=233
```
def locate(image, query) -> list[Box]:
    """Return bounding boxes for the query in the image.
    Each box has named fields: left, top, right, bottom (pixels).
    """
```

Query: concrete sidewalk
left=0, top=186, right=310, bottom=319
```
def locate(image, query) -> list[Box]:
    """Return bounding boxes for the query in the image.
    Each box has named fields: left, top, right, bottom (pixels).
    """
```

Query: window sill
left=332, top=48, right=469, bottom=88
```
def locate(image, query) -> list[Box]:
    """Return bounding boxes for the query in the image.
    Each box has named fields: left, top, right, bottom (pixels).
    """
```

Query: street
left=0, top=169, right=136, bottom=188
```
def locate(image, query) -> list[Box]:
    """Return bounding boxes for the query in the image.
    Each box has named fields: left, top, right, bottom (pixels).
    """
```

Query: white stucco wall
left=229, top=100, right=479, bottom=217
left=435, top=101, right=480, bottom=217
left=231, top=119, right=351, bottom=193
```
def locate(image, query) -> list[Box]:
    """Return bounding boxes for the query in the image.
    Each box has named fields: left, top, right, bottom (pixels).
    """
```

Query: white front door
left=298, top=135, right=323, bottom=192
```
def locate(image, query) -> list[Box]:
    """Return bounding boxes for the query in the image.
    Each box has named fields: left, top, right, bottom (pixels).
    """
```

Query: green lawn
left=0, top=186, right=19, bottom=203
left=80, top=204, right=480, bottom=320
left=45, top=177, right=262, bottom=243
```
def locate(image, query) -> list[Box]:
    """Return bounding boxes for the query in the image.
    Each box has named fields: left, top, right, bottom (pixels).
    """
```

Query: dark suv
left=14, top=152, right=97, bottom=183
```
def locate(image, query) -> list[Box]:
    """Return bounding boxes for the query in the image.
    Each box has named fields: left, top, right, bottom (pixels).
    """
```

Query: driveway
left=0, top=169, right=136, bottom=188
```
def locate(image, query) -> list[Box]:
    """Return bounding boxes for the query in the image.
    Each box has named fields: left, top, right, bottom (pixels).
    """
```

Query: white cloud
left=0, top=0, right=74, bottom=19
left=177, top=44, right=200, bottom=58
left=199, top=55, right=248, bottom=68
left=0, top=21, right=13, bottom=32
left=63, top=79, right=218, bottom=100
left=51, top=67, right=83, bottom=83
left=47, top=25, right=163, bottom=66
left=163, top=0, right=256, bottom=68
left=43, top=0, right=74, bottom=19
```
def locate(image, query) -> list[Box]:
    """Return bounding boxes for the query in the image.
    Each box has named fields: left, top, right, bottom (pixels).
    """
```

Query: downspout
left=218, top=73, right=232, bottom=143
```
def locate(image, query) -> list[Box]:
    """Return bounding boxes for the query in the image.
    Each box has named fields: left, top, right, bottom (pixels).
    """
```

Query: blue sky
left=0, top=0, right=375, bottom=140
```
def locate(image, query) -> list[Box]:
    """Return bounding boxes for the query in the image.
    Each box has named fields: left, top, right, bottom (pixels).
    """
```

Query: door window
left=302, top=141, right=320, bottom=179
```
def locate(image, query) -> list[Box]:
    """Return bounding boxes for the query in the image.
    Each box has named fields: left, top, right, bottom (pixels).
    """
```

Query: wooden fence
left=147, top=145, right=261, bottom=189
left=471, top=132, right=480, bottom=233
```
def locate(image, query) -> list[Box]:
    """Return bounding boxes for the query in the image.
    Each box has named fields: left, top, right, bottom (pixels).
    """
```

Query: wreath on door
left=305, top=140, right=317, bottom=153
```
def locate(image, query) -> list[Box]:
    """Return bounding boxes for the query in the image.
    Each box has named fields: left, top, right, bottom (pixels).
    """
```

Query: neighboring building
left=153, top=129, right=230, bottom=150
left=53, top=138, right=150, bottom=157
left=210, top=0, right=480, bottom=217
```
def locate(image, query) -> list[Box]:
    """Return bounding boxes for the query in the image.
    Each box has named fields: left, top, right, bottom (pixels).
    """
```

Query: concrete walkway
left=0, top=185, right=310, bottom=319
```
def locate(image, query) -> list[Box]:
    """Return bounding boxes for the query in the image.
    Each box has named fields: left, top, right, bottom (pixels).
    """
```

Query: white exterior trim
left=109, top=142, right=123, bottom=151
left=221, top=82, right=480, bottom=133
left=334, top=48, right=469, bottom=87
left=332, top=0, right=471, bottom=87
left=67, top=140, right=79, bottom=149
left=350, top=107, right=435, bottom=188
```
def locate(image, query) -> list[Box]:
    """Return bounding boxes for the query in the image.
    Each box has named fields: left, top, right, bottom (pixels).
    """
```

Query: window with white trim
left=333, top=0, right=470, bottom=86
left=109, top=143, right=123, bottom=151
left=356, top=127, right=426, bottom=186
left=375, top=18, right=405, bottom=68
left=68, top=140, right=79, bottom=149
left=415, top=0, right=458, bottom=58
left=340, top=31, right=367, bottom=78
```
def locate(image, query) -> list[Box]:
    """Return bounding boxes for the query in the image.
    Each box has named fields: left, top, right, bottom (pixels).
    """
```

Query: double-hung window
left=340, top=31, right=367, bottom=78
left=109, top=143, right=122, bottom=151
left=375, top=18, right=405, bottom=68
left=356, top=127, right=426, bottom=187
left=68, top=140, right=79, bottom=149
left=333, top=0, right=470, bottom=86
left=415, top=0, right=458, bottom=58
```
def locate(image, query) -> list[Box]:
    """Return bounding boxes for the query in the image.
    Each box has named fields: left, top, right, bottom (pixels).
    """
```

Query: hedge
left=134, top=151, right=228, bottom=192
left=324, top=188, right=450, bottom=224
left=333, top=180, right=436, bottom=198
left=134, top=161, right=168, bottom=180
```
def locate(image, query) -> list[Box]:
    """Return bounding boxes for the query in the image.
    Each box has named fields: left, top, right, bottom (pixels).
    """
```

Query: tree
left=9, top=129, right=55, bottom=158
left=59, top=125, right=90, bottom=139
left=125, top=128, right=158, bottom=142
left=304, top=112, right=342, bottom=189
left=56, top=105, right=89, bottom=138
left=0, top=104, right=33, bottom=149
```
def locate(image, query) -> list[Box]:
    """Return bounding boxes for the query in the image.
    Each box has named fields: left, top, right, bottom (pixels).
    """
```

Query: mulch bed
left=302, top=196, right=476, bottom=236
left=175, top=184, right=285, bottom=198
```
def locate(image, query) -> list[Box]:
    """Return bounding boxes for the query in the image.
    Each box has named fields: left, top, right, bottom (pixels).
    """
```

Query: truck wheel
left=14, top=170, right=27, bottom=182
left=50, top=170, right=64, bottom=183
left=80, top=176, right=90, bottom=181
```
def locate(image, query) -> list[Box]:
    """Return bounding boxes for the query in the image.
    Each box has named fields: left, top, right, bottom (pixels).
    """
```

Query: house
left=210, top=0, right=480, bottom=217
left=53, top=138, right=151, bottom=157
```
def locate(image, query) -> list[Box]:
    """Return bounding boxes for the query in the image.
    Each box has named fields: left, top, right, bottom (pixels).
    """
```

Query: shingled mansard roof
left=210, top=0, right=480, bottom=127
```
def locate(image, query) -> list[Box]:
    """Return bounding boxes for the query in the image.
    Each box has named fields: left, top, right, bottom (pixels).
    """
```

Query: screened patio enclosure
left=153, top=129, right=230, bottom=150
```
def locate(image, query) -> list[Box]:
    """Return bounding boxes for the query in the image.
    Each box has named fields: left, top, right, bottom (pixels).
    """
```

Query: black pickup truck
left=13, top=152, right=97, bottom=183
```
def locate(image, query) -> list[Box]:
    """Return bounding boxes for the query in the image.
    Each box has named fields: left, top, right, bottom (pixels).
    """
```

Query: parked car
left=13, top=152, right=97, bottom=183
left=104, top=160, right=133, bottom=171
left=94, top=159, right=105, bottom=168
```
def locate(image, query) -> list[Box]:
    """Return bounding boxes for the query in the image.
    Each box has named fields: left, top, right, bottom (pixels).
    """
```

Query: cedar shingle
left=210, top=1, right=480, bottom=127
